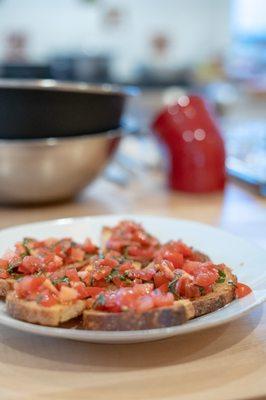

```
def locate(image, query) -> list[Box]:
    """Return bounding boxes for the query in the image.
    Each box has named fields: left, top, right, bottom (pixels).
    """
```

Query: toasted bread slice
left=0, top=278, right=15, bottom=298
left=82, top=265, right=236, bottom=331
left=6, top=292, right=85, bottom=326
left=192, top=265, right=237, bottom=317
left=83, top=299, right=195, bottom=331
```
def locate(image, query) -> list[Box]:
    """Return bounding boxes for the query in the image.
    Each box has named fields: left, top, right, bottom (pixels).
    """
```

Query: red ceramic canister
left=152, top=94, right=226, bottom=192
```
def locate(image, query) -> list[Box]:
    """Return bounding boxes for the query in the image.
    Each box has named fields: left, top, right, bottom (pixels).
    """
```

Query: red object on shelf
left=152, top=94, right=226, bottom=193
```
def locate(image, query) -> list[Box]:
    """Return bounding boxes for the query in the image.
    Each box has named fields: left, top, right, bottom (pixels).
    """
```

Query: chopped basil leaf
left=198, top=286, right=205, bottom=295
left=7, top=259, right=21, bottom=274
left=94, top=293, right=106, bottom=307
left=22, top=238, right=35, bottom=255
left=168, top=277, right=178, bottom=294
left=168, top=272, right=183, bottom=294
left=52, top=276, right=70, bottom=285
left=216, top=269, right=226, bottom=284
left=105, top=268, right=119, bottom=282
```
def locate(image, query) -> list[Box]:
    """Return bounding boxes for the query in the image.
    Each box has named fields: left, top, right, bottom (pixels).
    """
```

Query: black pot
left=0, top=79, right=128, bottom=139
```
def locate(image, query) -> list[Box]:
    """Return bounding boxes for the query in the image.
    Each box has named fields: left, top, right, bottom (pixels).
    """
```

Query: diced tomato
left=158, top=282, right=169, bottom=293
left=94, top=278, right=109, bottom=287
left=182, top=261, right=202, bottom=275
left=119, top=262, right=135, bottom=274
left=177, top=276, right=201, bottom=298
left=69, top=247, right=85, bottom=262
left=93, top=265, right=112, bottom=281
left=66, top=268, right=80, bottom=282
left=194, top=269, right=218, bottom=287
left=18, top=256, right=43, bottom=274
left=15, top=276, right=46, bottom=298
left=156, top=250, right=184, bottom=269
left=84, top=286, right=105, bottom=298
left=43, top=254, right=64, bottom=272
left=154, top=271, right=169, bottom=288
left=133, top=283, right=154, bottom=296
left=83, top=238, right=98, bottom=254
left=182, top=261, right=218, bottom=288
left=151, top=290, right=174, bottom=307
left=157, top=260, right=175, bottom=280
left=75, top=283, right=89, bottom=299
left=105, top=220, right=159, bottom=263
left=54, top=238, right=72, bottom=258
left=155, top=241, right=193, bottom=268
left=38, top=290, right=57, bottom=307
left=236, top=283, right=252, bottom=298
left=112, top=275, right=129, bottom=288
left=126, top=268, right=155, bottom=282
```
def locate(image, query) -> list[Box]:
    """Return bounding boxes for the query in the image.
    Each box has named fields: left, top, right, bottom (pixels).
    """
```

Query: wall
left=0, top=0, right=231, bottom=79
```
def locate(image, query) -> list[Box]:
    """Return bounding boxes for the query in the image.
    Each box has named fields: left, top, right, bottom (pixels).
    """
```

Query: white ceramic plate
left=0, top=215, right=265, bottom=344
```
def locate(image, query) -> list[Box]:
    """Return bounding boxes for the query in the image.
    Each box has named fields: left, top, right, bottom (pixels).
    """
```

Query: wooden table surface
left=0, top=169, right=265, bottom=400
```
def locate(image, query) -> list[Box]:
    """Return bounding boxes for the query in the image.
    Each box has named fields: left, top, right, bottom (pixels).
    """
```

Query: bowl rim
left=0, top=79, right=138, bottom=97
left=0, top=126, right=125, bottom=146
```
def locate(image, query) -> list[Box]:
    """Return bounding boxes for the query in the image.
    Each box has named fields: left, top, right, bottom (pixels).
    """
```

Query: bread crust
left=6, top=292, right=85, bottom=326
left=83, top=299, right=194, bottom=331
left=0, top=278, right=15, bottom=298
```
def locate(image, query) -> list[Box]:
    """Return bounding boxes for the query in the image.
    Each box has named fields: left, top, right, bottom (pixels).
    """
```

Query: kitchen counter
left=0, top=169, right=265, bottom=400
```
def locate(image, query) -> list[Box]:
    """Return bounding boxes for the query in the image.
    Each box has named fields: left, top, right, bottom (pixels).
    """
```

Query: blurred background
left=0, top=0, right=265, bottom=198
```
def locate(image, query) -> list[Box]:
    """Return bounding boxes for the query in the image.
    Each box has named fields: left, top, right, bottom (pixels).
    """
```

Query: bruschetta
left=2, top=220, right=250, bottom=331
left=0, top=236, right=98, bottom=298
left=6, top=275, right=85, bottom=326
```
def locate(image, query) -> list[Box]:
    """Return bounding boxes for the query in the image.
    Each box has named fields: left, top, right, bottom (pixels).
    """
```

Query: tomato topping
left=154, top=271, right=170, bottom=287
left=183, top=261, right=219, bottom=286
left=15, top=276, right=46, bottom=298
left=93, top=265, right=112, bottom=281
left=157, top=260, right=175, bottom=280
left=69, top=247, right=85, bottom=262
left=18, top=256, right=43, bottom=274
left=66, top=268, right=80, bottom=282
left=43, top=254, right=64, bottom=272
left=236, top=283, right=252, bottom=298
left=151, top=290, right=174, bottom=307
left=38, top=290, right=57, bottom=307
left=155, top=240, right=194, bottom=268
left=83, top=286, right=105, bottom=298
left=83, top=238, right=98, bottom=254
left=93, top=283, right=174, bottom=313
left=177, top=276, right=201, bottom=298
left=158, top=282, right=169, bottom=293
left=105, top=220, right=160, bottom=263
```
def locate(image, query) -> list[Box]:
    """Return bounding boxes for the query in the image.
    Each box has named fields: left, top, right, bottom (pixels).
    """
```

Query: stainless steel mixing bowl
left=0, top=129, right=121, bottom=204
